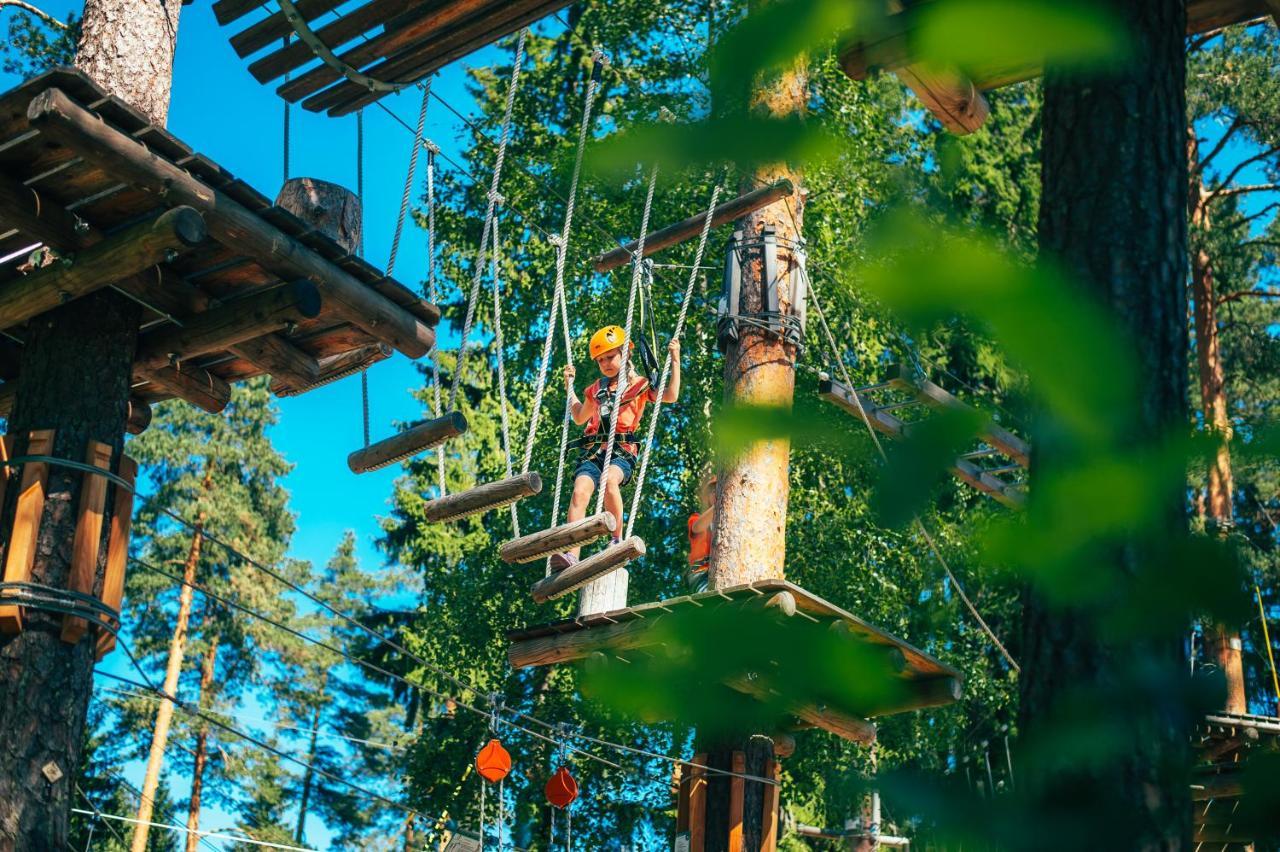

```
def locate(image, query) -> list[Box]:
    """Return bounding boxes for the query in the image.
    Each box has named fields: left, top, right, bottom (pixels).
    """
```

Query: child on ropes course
left=549, top=324, right=680, bottom=569
left=685, top=467, right=716, bottom=593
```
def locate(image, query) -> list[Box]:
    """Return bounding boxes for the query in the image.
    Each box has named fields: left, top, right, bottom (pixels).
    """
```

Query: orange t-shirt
left=688, top=513, right=710, bottom=566
left=583, top=376, right=658, bottom=455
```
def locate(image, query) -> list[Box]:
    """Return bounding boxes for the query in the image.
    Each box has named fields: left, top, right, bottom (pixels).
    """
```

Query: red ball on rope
left=476, top=738, right=511, bottom=783
left=545, top=765, right=579, bottom=808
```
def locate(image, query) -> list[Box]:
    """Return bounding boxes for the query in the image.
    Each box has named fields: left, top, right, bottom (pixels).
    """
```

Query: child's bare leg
left=602, top=465, right=626, bottom=540
left=567, top=474, right=596, bottom=558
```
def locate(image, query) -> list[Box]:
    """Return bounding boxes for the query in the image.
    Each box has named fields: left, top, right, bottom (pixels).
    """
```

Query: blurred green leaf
left=875, top=405, right=985, bottom=528
left=713, top=401, right=861, bottom=462
left=915, top=0, right=1128, bottom=77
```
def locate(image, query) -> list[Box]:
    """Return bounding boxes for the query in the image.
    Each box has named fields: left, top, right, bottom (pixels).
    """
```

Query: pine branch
left=1212, top=183, right=1280, bottom=200
left=1217, top=287, right=1280, bottom=306
left=0, top=0, right=67, bottom=28
left=1196, top=116, right=1242, bottom=177
left=1207, top=144, right=1280, bottom=201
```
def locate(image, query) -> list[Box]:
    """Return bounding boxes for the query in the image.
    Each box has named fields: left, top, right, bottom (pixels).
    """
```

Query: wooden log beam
left=270, top=342, right=389, bottom=396
left=592, top=180, right=795, bottom=273
left=0, top=174, right=97, bottom=252
left=886, top=365, right=1030, bottom=467
left=135, top=364, right=231, bottom=414
left=726, top=675, right=878, bottom=744
left=227, top=332, right=319, bottom=390
left=499, top=512, right=617, bottom=564
left=865, top=675, right=962, bottom=716
left=0, top=206, right=206, bottom=332
left=530, top=537, right=646, bottom=604
left=96, top=454, right=136, bottom=659
left=508, top=610, right=673, bottom=669
left=423, top=471, right=542, bottom=523
left=27, top=87, right=436, bottom=358
left=61, top=440, right=113, bottom=644
left=1194, top=827, right=1253, bottom=844
left=134, top=280, right=322, bottom=371
left=346, top=411, right=468, bottom=473
left=896, top=63, right=989, bottom=135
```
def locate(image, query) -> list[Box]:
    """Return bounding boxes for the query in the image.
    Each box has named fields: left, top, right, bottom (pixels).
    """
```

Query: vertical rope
left=593, top=164, right=658, bottom=516
left=449, top=29, right=528, bottom=412
left=625, top=183, right=722, bottom=537
left=425, top=147, right=447, bottom=497
left=521, top=51, right=607, bottom=474
left=478, top=776, right=486, bottom=852
left=497, top=778, right=505, bottom=850
left=357, top=109, right=370, bottom=448
left=282, top=35, right=291, bottom=185
left=491, top=215, right=519, bottom=536
left=387, top=82, right=431, bottom=278
left=547, top=293, right=575, bottom=574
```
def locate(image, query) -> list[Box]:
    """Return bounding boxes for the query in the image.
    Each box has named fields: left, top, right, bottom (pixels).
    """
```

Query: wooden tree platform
left=0, top=69, right=439, bottom=416
left=840, top=0, right=1279, bottom=135
left=1188, top=711, right=1280, bottom=847
left=818, top=365, right=1029, bottom=509
left=214, top=0, right=573, bottom=116
left=507, top=579, right=963, bottom=744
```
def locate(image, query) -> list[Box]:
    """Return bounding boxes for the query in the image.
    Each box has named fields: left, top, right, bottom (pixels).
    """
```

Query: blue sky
left=2, top=1, right=513, bottom=846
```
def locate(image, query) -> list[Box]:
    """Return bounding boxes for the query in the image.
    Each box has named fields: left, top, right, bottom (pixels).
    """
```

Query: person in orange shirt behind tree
left=685, top=468, right=716, bottom=593
left=549, top=324, right=680, bottom=569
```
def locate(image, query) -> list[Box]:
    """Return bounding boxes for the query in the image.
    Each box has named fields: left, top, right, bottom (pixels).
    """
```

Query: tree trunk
left=0, top=3, right=182, bottom=845
left=76, top=0, right=185, bottom=127
left=1188, top=141, right=1246, bottom=714
left=293, top=673, right=329, bottom=844
left=184, top=635, right=220, bottom=852
left=1027, top=0, right=1191, bottom=848
left=0, top=293, right=138, bottom=849
left=699, top=2, right=805, bottom=846
left=131, top=523, right=205, bottom=852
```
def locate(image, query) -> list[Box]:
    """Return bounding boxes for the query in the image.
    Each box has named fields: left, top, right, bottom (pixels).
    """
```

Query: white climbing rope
left=521, top=50, right=607, bottom=475
left=424, top=143, right=447, bottom=497
left=593, top=164, right=659, bottom=516
left=386, top=82, right=431, bottom=278
left=449, top=28, right=527, bottom=412
left=490, top=215, right=519, bottom=536
left=624, top=182, right=723, bottom=537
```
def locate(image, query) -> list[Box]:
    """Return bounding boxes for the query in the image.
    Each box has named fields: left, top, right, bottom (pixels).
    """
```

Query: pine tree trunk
left=699, top=1, right=805, bottom=845
left=131, top=524, right=205, bottom=852
left=1188, top=144, right=1246, bottom=713
left=184, top=635, right=219, bottom=852
left=293, top=674, right=328, bottom=844
left=0, top=2, right=183, bottom=845
left=1026, top=0, right=1191, bottom=847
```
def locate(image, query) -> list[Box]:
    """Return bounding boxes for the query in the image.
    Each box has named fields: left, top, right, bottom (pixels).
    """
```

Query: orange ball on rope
left=545, top=765, right=579, bottom=809
left=476, top=738, right=512, bottom=783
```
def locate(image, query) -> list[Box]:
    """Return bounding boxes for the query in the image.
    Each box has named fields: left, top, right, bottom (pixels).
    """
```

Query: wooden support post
left=530, top=537, right=645, bottom=604
left=61, top=440, right=113, bottom=644
left=270, top=343, right=390, bottom=396
left=125, top=399, right=152, bottom=435
left=865, top=676, right=963, bottom=717
left=27, top=88, right=437, bottom=358
left=134, top=280, right=323, bottom=371
left=423, top=472, right=542, bottom=523
left=0, top=435, right=12, bottom=522
left=591, top=180, right=796, bottom=273
left=0, top=207, right=206, bottom=333
left=346, top=411, right=468, bottom=473
left=135, top=364, right=231, bottom=414
left=96, top=454, right=136, bottom=660
left=728, top=751, right=746, bottom=852
left=761, top=758, right=780, bottom=852
left=499, top=512, right=616, bottom=564
left=0, top=429, right=55, bottom=634
left=689, top=757, right=707, bottom=852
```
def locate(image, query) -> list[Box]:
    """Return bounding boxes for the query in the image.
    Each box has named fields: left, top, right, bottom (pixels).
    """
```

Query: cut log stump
left=347, top=411, right=468, bottom=473
left=423, top=471, right=542, bottom=523
left=499, top=512, right=616, bottom=564
left=531, top=537, right=646, bottom=604
left=274, top=177, right=362, bottom=254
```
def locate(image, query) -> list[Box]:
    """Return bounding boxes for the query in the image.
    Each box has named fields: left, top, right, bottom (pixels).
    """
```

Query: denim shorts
left=574, top=452, right=635, bottom=486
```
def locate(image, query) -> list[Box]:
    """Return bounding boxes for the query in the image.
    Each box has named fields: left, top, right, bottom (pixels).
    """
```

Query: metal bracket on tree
left=717, top=227, right=807, bottom=352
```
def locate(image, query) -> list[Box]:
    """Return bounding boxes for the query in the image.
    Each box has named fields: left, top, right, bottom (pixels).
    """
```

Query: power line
left=68, top=808, right=318, bottom=851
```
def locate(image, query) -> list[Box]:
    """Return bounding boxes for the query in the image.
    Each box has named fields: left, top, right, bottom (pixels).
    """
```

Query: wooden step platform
left=0, top=69, right=439, bottom=417
left=347, top=411, right=467, bottom=473
left=818, top=367, right=1028, bottom=509
left=1187, top=712, right=1279, bottom=846
left=839, top=0, right=1277, bottom=136
left=507, top=579, right=963, bottom=743
left=500, top=511, right=616, bottom=564
left=213, top=0, right=573, bottom=116
left=423, top=471, right=541, bottom=522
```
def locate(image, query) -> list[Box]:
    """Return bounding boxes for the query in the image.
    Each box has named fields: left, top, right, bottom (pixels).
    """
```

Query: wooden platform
left=840, top=0, right=1278, bottom=135
left=507, top=579, right=963, bottom=743
left=214, top=0, right=574, bottom=116
left=1191, top=712, right=1280, bottom=847
left=819, top=366, right=1029, bottom=509
left=0, top=69, right=438, bottom=414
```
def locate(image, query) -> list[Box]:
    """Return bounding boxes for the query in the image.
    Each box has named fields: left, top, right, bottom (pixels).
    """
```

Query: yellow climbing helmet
left=589, top=325, right=627, bottom=360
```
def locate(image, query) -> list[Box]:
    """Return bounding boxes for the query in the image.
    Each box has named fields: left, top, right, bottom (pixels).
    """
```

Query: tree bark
left=184, top=634, right=220, bottom=852
left=131, top=522, right=206, bottom=852
left=699, top=2, right=805, bottom=846
left=0, top=3, right=182, bottom=846
left=1188, top=136, right=1246, bottom=714
left=1026, top=0, right=1191, bottom=848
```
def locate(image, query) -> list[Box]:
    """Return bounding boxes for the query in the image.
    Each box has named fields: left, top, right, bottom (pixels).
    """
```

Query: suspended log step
left=499, top=512, right=616, bottom=564
left=818, top=375, right=1027, bottom=510
left=530, top=537, right=645, bottom=604
left=423, top=471, right=542, bottom=523
left=271, top=343, right=391, bottom=396
left=347, top=411, right=468, bottom=473
left=592, top=180, right=795, bottom=273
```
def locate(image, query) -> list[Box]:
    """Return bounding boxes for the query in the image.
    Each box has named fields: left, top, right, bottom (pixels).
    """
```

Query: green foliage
left=0, top=7, right=77, bottom=76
